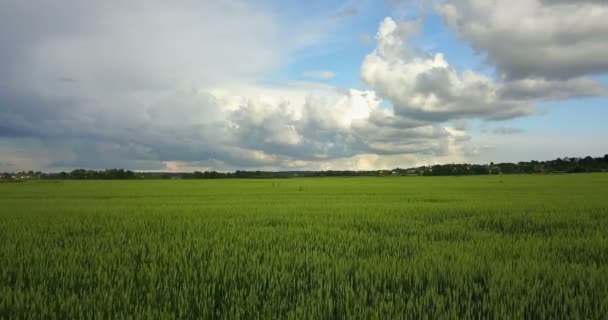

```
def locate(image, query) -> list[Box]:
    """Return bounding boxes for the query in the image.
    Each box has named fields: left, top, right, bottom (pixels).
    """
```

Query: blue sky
left=0, top=0, right=607, bottom=172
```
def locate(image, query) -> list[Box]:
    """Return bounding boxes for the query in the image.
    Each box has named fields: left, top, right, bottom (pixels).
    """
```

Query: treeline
left=2, top=155, right=607, bottom=180
left=2, top=169, right=136, bottom=180
left=398, top=155, right=608, bottom=176
left=187, top=170, right=385, bottom=179
left=61, top=169, right=137, bottom=179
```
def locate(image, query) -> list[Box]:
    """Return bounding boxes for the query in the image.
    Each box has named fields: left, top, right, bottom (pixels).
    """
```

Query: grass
left=1, top=174, right=607, bottom=319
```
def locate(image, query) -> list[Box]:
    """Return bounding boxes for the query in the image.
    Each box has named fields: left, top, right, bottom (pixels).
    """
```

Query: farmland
left=1, top=174, right=607, bottom=318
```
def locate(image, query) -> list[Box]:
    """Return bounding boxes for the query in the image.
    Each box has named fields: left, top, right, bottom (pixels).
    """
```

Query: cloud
left=452, top=120, right=468, bottom=131
left=302, top=70, right=337, bottom=80
left=360, top=33, right=374, bottom=46
left=221, top=86, right=464, bottom=161
left=499, top=77, right=607, bottom=101
left=1, top=1, right=286, bottom=97
left=383, top=0, right=429, bottom=13
left=1, top=0, right=408, bottom=171
left=542, top=0, right=606, bottom=4
left=361, top=17, right=534, bottom=122
left=4, top=1, right=577, bottom=172
left=335, top=8, right=359, bottom=18
left=0, top=79, right=471, bottom=171
left=492, top=127, right=523, bottom=135
left=436, top=0, right=608, bottom=81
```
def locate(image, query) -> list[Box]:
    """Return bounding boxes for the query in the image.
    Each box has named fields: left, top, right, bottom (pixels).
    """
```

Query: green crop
left=1, top=174, right=607, bottom=319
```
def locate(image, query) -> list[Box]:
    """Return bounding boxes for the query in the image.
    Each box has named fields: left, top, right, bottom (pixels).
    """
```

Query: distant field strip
left=1, top=174, right=607, bottom=318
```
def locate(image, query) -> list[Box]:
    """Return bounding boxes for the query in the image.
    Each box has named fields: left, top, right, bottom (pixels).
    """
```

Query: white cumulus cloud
left=361, top=17, right=534, bottom=122
left=302, top=70, right=337, bottom=80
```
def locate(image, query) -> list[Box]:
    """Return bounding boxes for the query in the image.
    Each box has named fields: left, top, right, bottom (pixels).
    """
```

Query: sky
left=1, top=0, right=607, bottom=172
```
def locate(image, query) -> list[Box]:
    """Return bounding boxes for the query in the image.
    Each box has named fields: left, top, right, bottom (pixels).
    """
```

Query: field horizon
left=1, top=173, right=607, bottom=318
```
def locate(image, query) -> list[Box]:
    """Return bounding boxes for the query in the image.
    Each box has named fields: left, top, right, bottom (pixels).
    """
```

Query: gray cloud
left=0, top=162, right=15, bottom=169
left=492, top=127, right=523, bottom=135
left=437, top=0, right=608, bottom=81
left=499, top=77, right=607, bottom=101
left=302, top=70, right=336, bottom=80
left=0, top=0, right=296, bottom=171
left=1, top=1, right=283, bottom=95
left=452, top=120, right=468, bottom=131
left=541, top=0, right=608, bottom=5
left=0, top=76, right=468, bottom=171
left=335, top=8, right=359, bottom=17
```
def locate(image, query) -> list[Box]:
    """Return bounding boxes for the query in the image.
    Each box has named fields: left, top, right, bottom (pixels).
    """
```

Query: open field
left=1, top=174, right=607, bottom=318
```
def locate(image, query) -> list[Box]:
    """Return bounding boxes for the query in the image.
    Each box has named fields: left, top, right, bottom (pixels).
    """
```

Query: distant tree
left=471, top=165, right=489, bottom=175
left=70, top=169, right=87, bottom=179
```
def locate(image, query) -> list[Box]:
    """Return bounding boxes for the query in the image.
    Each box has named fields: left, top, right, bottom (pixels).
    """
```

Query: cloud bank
left=1, top=0, right=606, bottom=171
left=437, top=0, right=608, bottom=100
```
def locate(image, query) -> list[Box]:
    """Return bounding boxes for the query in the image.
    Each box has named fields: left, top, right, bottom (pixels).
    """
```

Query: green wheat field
left=1, top=174, right=607, bottom=319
